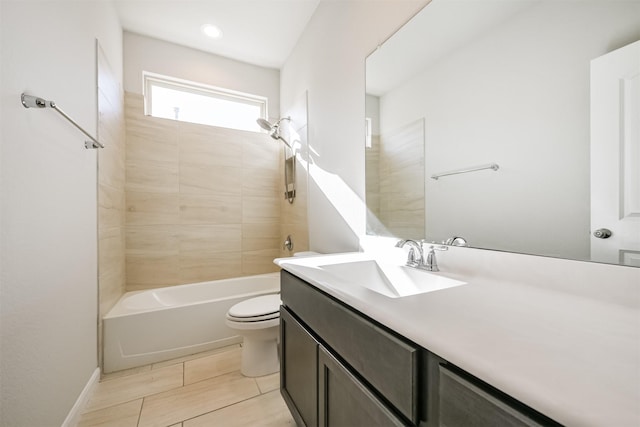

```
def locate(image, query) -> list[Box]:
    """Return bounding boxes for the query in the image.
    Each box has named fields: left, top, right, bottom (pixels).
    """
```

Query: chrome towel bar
left=21, top=93, right=104, bottom=149
left=431, top=163, right=499, bottom=180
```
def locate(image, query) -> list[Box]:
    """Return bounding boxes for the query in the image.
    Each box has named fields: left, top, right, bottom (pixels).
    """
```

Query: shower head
left=256, top=118, right=273, bottom=132
left=256, top=117, right=293, bottom=149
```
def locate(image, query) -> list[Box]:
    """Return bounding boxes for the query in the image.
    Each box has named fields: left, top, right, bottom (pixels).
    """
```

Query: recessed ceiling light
left=201, top=24, right=223, bottom=39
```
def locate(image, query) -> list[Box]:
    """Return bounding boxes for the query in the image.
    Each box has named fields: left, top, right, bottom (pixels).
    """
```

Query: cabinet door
left=280, top=307, right=318, bottom=427
left=438, top=366, right=548, bottom=427
left=318, top=346, right=408, bottom=427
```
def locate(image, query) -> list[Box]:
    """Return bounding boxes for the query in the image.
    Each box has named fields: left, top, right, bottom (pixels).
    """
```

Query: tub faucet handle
left=283, top=235, right=293, bottom=251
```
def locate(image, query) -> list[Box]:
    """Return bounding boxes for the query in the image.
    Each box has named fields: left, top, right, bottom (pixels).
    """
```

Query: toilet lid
left=228, top=294, right=281, bottom=319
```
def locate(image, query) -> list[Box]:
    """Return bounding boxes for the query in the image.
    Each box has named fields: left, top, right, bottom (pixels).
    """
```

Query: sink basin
left=318, top=260, right=466, bottom=298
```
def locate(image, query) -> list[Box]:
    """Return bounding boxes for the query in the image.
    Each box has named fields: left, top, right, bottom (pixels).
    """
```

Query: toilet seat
left=226, top=294, right=281, bottom=323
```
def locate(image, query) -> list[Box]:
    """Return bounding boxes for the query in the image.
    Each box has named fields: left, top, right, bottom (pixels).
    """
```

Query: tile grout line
left=177, top=388, right=280, bottom=425
left=137, top=397, right=144, bottom=427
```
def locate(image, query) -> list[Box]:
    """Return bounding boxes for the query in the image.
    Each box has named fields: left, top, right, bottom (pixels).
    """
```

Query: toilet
left=226, top=252, right=320, bottom=377
left=225, top=293, right=281, bottom=377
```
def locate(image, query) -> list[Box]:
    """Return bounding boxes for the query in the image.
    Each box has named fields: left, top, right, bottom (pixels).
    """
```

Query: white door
left=591, top=40, right=640, bottom=266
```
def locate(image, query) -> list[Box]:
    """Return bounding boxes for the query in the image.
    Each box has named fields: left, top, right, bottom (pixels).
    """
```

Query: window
left=143, top=72, right=267, bottom=132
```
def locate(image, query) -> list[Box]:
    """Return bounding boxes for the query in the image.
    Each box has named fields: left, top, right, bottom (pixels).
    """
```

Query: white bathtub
left=103, top=272, right=280, bottom=373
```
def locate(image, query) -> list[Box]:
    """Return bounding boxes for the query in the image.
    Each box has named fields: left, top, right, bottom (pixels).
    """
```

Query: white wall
left=0, top=1, right=122, bottom=425
left=378, top=1, right=640, bottom=260
left=124, top=32, right=280, bottom=123
left=280, top=0, right=429, bottom=253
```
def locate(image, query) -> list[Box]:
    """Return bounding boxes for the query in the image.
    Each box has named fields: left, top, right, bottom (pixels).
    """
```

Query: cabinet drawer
left=319, top=346, right=407, bottom=427
left=281, top=271, right=419, bottom=424
left=439, top=366, right=546, bottom=427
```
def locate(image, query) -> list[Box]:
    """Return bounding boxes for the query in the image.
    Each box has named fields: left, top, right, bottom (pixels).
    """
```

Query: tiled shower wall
left=124, top=92, right=282, bottom=291
left=97, top=45, right=126, bottom=367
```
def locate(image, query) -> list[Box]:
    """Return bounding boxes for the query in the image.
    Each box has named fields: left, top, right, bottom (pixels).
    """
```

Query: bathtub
left=103, top=272, right=280, bottom=373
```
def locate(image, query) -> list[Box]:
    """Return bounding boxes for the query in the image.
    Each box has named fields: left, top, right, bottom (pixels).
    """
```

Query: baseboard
left=61, top=367, right=100, bottom=427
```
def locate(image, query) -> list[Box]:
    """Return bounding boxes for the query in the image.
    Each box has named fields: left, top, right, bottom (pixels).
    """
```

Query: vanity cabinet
left=437, top=366, right=547, bottom=427
left=280, top=270, right=559, bottom=427
left=280, top=307, right=319, bottom=427
left=318, top=345, right=407, bottom=426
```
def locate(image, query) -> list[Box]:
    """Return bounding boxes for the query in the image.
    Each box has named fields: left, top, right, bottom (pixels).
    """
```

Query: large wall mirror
left=365, top=0, right=640, bottom=267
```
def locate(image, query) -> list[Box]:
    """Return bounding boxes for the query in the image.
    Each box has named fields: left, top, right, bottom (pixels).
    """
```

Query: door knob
left=593, top=228, right=612, bottom=239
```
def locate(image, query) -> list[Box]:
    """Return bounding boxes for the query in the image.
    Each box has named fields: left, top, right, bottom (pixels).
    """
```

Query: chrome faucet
left=396, top=240, right=447, bottom=271
left=395, top=239, right=425, bottom=268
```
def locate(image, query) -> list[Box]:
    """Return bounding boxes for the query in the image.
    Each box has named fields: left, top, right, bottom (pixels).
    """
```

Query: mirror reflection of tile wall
left=367, top=119, right=425, bottom=238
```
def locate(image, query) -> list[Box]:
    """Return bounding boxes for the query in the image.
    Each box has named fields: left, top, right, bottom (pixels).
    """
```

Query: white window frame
left=142, top=71, right=268, bottom=131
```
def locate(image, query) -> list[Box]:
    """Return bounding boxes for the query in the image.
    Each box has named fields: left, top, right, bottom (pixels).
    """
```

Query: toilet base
left=239, top=327, right=280, bottom=377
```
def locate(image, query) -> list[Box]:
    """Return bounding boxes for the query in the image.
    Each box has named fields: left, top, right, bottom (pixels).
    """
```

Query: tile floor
left=78, top=344, right=295, bottom=427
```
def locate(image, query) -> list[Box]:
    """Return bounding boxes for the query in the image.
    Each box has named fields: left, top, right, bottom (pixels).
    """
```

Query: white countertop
left=275, top=252, right=640, bottom=427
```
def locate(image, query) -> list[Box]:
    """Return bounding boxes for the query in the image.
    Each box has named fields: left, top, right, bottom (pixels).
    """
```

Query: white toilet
left=225, top=293, right=281, bottom=377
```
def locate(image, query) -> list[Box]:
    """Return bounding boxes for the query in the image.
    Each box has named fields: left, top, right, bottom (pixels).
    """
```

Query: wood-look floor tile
left=255, top=372, right=280, bottom=394
left=151, top=345, right=241, bottom=370
left=85, top=364, right=183, bottom=412
left=100, top=364, right=152, bottom=382
left=138, top=371, right=260, bottom=427
left=183, top=390, right=295, bottom=427
left=77, top=399, right=142, bottom=427
left=184, top=346, right=242, bottom=385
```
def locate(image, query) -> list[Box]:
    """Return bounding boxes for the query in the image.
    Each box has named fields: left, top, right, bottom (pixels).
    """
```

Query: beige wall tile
left=179, top=194, right=241, bottom=225
left=126, top=225, right=180, bottom=254
left=179, top=163, right=242, bottom=195
left=126, top=191, right=180, bottom=225
left=183, top=390, right=294, bottom=427
left=242, top=133, right=281, bottom=169
left=85, top=364, right=183, bottom=413
left=126, top=113, right=178, bottom=166
left=78, top=399, right=142, bottom=427
left=138, top=371, right=260, bottom=427
left=126, top=159, right=179, bottom=193
left=99, top=226, right=125, bottom=279
left=179, top=225, right=241, bottom=253
left=242, top=167, right=281, bottom=198
left=99, top=183, right=125, bottom=230
left=126, top=254, right=181, bottom=288
left=242, top=223, right=280, bottom=252
left=98, top=143, right=126, bottom=190
left=243, top=196, right=280, bottom=224
left=178, top=123, right=243, bottom=167
left=179, top=251, right=242, bottom=283
left=242, top=249, right=280, bottom=275
left=184, top=346, right=242, bottom=385
left=99, top=268, right=125, bottom=318
left=98, top=53, right=126, bottom=371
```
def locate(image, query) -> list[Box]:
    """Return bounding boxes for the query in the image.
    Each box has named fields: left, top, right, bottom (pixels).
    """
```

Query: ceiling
left=113, top=0, right=321, bottom=69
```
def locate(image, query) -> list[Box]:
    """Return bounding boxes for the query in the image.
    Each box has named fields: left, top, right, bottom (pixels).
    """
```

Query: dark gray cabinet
left=438, top=366, right=546, bottom=427
left=318, top=346, right=406, bottom=427
left=280, top=307, right=318, bottom=427
left=280, top=270, right=560, bottom=427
